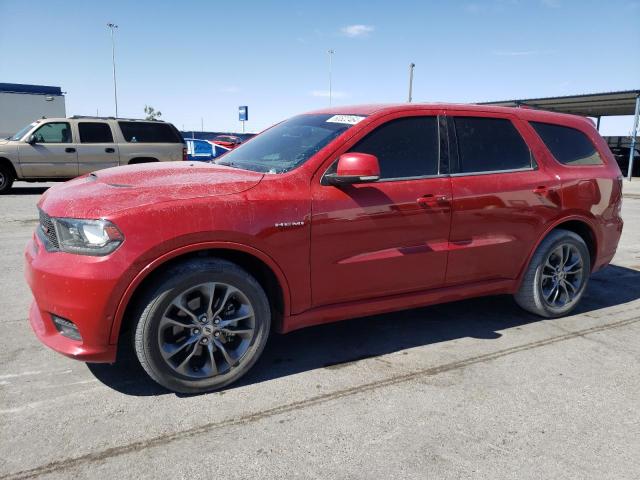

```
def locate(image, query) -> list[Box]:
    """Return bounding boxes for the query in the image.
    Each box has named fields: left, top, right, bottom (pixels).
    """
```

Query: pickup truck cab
left=0, top=116, right=185, bottom=193
left=25, top=103, right=623, bottom=393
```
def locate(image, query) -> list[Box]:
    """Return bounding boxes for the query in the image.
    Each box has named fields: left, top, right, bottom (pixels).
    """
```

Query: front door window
left=32, top=122, right=72, bottom=143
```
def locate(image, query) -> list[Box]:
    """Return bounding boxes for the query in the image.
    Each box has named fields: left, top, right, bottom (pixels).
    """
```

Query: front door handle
left=417, top=194, right=450, bottom=208
left=65, top=147, right=76, bottom=153
left=533, top=185, right=548, bottom=194
left=105, top=147, right=115, bottom=153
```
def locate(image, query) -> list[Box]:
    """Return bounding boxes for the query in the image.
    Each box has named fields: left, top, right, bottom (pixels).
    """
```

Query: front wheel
left=0, top=164, right=14, bottom=194
left=133, top=258, right=271, bottom=394
left=514, top=229, right=590, bottom=318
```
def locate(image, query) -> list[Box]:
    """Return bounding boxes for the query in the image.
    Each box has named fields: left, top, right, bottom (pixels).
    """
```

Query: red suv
left=25, top=104, right=623, bottom=393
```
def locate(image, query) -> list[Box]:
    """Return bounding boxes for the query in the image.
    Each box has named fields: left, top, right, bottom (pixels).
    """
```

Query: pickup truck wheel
left=0, top=164, right=14, bottom=194
left=514, top=229, right=590, bottom=318
left=133, top=258, right=271, bottom=394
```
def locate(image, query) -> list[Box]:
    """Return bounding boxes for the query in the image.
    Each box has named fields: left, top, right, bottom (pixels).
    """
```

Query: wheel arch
left=111, top=242, right=290, bottom=343
left=0, top=157, right=18, bottom=178
left=516, top=216, right=598, bottom=290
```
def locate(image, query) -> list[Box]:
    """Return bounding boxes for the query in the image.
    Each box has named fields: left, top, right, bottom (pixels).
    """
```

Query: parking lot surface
left=1, top=181, right=640, bottom=479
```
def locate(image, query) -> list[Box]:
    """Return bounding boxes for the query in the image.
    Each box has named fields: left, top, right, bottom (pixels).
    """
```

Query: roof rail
left=69, top=115, right=165, bottom=122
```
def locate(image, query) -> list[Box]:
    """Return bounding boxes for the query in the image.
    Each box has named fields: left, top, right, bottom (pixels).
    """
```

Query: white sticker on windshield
left=326, top=115, right=365, bottom=125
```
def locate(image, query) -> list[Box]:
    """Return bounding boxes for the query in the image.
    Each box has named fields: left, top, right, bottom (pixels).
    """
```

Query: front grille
left=38, top=209, right=59, bottom=249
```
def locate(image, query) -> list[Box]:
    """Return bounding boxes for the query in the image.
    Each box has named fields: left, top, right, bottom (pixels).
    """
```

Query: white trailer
left=0, top=83, right=66, bottom=139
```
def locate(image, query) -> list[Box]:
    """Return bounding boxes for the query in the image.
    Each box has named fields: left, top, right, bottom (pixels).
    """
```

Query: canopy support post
left=628, top=94, right=640, bottom=181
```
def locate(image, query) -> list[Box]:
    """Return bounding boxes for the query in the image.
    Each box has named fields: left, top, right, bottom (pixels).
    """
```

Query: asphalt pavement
left=1, top=181, right=639, bottom=479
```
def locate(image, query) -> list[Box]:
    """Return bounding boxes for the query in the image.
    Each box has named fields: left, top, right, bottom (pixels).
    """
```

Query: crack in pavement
left=3, top=314, right=640, bottom=480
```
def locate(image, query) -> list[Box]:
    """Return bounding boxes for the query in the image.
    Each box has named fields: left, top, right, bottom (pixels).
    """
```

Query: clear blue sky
left=1, top=0, right=638, bottom=135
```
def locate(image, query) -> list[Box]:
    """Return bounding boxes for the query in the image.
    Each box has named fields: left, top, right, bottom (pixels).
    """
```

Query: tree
left=144, top=105, right=162, bottom=120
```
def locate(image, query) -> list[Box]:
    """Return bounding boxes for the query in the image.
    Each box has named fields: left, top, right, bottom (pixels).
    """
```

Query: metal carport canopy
left=478, top=89, right=640, bottom=117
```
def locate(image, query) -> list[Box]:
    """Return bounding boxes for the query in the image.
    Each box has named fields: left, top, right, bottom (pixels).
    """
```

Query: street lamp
left=327, top=49, right=335, bottom=106
left=107, top=23, right=119, bottom=117
left=408, top=63, right=415, bottom=103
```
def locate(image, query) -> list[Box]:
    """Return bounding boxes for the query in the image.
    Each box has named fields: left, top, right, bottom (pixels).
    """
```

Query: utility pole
left=107, top=23, right=119, bottom=117
left=408, top=63, right=415, bottom=103
left=327, top=49, right=335, bottom=106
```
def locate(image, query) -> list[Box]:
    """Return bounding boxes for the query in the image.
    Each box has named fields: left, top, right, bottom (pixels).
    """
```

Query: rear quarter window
left=118, top=122, right=182, bottom=143
left=530, top=122, right=603, bottom=166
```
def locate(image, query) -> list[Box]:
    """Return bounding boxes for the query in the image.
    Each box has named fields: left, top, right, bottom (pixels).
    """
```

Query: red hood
left=39, top=162, right=264, bottom=218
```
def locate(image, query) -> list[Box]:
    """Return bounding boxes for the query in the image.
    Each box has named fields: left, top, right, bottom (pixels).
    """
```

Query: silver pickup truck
left=0, top=116, right=186, bottom=193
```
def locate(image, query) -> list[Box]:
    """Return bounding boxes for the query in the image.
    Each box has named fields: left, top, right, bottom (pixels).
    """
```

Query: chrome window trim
left=376, top=173, right=449, bottom=182
left=449, top=166, right=535, bottom=177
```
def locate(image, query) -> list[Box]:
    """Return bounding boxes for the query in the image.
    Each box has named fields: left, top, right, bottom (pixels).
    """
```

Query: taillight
left=182, top=146, right=188, bottom=161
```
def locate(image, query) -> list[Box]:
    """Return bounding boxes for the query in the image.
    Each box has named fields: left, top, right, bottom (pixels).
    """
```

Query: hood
left=39, top=161, right=264, bottom=218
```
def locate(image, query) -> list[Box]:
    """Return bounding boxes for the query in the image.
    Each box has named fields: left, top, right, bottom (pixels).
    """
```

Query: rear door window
left=453, top=117, right=531, bottom=173
left=118, top=122, right=182, bottom=143
left=348, top=116, right=440, bottom=179
left=530, top=122, right=603, bottom=165
left=79, top=123, right=114, bottom=143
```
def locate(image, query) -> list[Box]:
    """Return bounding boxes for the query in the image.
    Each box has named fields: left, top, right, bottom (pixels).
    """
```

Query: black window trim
left=320, top=114, right=447, bottom=184
left=446, top=114, right=537, bottom=177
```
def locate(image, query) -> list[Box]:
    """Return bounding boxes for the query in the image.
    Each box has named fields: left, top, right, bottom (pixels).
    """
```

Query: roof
left=0, top=83, right=63, bottom=96
left=305, top=102, right=586, bottom=121
left=302, top=103, right=597, bottom=134
left=478, top=90, right=640, bottom=117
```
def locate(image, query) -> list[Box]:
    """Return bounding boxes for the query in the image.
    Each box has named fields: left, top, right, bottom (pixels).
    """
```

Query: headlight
left=53, top=218, right=124, bottom=256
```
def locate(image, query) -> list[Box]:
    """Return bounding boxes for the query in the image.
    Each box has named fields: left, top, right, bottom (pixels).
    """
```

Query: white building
left=0, top=83, right=66, bottom=139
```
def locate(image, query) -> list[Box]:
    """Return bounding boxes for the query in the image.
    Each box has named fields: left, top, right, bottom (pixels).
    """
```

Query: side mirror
left=27, top=135, right=37, bottom=145
left=324, top=152, right=380, bottom=186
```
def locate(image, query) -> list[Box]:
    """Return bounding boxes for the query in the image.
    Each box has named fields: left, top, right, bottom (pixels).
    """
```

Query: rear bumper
left=24, top=234, right=121, bottom=363
left=594, top=216, right=624, bottom=272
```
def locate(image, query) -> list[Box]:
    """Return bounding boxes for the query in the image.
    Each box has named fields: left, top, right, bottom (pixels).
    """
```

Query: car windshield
left=9, top=122, right=38, bottom=141
left=215, top=113, right=366, bottom=173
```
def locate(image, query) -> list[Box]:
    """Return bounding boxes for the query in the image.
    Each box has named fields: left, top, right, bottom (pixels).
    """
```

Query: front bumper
left=24, top=234, right=122, bottom=363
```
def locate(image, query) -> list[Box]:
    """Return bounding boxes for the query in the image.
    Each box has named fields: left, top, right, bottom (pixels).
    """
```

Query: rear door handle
left=105, top=147, right=115, bottom=153
left=65, top=147, right=76, bottom=153
left=533, top=185, right=549, bottom=194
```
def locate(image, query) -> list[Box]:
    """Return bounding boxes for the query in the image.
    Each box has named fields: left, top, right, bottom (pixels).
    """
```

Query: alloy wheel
left=540, top=243, right=584, bottom=308
left=157, top=282, right=256, bottom=379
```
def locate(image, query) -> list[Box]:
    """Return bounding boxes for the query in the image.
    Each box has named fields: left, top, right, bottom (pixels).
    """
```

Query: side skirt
left=281, top=278, right=515, bottom=333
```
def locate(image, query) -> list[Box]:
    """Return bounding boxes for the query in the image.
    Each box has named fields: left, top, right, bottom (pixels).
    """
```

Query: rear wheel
left=0, top=164, right=14, bottom=194
left=514, top=229, right=590, bottom=317
left=133, top=258, right=270, bottom=393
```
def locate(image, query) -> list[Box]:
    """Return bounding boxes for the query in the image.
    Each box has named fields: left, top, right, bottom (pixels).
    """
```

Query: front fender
left=108, top=240, right=291, bottom=344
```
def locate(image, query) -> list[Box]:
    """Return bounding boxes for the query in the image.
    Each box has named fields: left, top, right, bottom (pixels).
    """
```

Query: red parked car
left=25, top=104, right=623, bottom=393
left=212, top=135, right=243, bottom=149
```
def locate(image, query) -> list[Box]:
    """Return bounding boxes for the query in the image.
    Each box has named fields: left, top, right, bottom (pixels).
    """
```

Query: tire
left=514, top=229, right=590, bottom=318
left=133, top=258, right=271, bottom=394
left=0, top=164, right=14, bottom=194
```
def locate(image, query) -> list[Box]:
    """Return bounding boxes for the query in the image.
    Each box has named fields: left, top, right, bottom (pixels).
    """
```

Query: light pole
left=327, top=49, right=335, bottom=106
left=408, top=63, right=415, bottom=103
left=107, top=23, right=119, bottom=117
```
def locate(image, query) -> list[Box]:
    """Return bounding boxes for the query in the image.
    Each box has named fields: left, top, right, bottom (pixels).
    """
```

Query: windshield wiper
left=215, top=160, right=235, bottom=167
